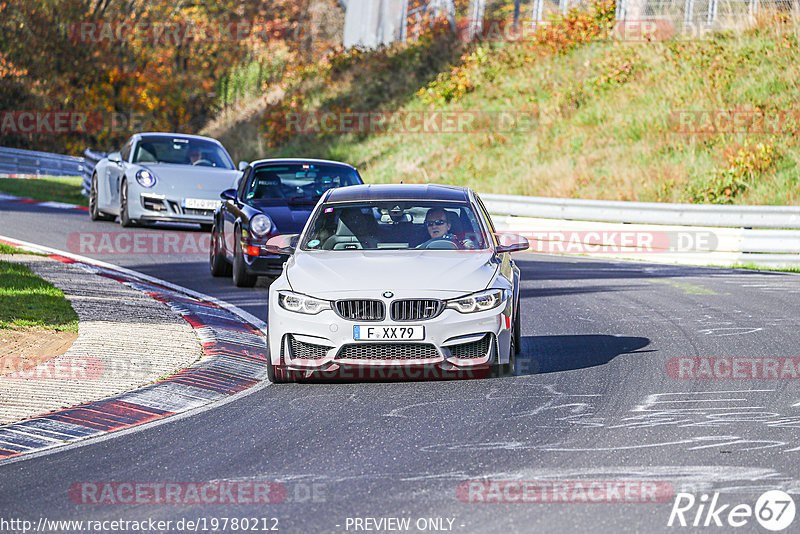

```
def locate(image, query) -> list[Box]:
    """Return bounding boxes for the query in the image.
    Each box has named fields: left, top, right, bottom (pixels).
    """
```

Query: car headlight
left=278, top=291, right=330, bottom=315
left=250, top=214, right=273, bottom=237
left=135, top=169, right=156, bottom=188
left=446, top=289, right=506, bottom=314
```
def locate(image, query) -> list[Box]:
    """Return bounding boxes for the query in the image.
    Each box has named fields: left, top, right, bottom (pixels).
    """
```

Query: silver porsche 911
left=89, top=132, right=244, bottom=229
left=265, top=183, right=529, bottom=382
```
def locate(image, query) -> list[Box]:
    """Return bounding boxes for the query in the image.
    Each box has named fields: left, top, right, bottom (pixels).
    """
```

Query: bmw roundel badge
left=383, top=291, right=394, bottom=298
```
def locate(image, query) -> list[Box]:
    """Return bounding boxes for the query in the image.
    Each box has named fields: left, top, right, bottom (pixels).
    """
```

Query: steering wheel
left=416, top=237, right=460, bottom=250
left=192, top=159, right=213, bottom=166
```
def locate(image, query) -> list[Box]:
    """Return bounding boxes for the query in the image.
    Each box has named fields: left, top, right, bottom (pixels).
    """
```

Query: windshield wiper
left=287, top=195, right=321, bottom=204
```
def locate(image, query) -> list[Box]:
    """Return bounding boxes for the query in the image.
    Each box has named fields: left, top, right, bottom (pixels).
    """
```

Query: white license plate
left=183, top=198, right=219, bottom=210
left=353, top=325, right=424, bottom=341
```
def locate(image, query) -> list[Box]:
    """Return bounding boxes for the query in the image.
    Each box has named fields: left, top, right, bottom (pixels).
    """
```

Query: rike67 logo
left=668, top=490, right=796, bottom=531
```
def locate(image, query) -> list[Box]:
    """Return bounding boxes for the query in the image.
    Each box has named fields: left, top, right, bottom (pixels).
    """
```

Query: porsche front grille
left=447, top=334, right=492, bottom=359
left=390, top=299, right=442, bottom=321
left=334, top=300, right=385, bottom=321
left=336, top=343, right=439, bottom=360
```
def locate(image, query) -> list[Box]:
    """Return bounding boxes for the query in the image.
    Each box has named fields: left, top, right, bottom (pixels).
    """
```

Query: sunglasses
left=425, top=219, right=447, bottom=227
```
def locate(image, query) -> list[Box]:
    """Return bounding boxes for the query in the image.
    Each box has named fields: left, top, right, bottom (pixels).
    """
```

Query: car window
left=474, top=194, right=499, bottom=247
left=237, top=166, right=252, bottom=199
left=131, top=136, right=235, bottom=169
left=243, top=163, right=361, bottom=202
left=301, top=202, right=489, bottom=251
left=119, top=138, right=133, bottom=162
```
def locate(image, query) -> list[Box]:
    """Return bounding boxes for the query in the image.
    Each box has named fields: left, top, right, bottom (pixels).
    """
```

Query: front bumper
left=268, top=293, right=513, bottom=378
left=242, top=251, right=290, bottom=277
left=131, top=192, right=216, bottom=224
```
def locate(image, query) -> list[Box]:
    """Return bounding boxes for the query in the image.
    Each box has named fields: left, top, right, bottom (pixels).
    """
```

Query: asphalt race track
left=2, top=198, right=800, bottom=533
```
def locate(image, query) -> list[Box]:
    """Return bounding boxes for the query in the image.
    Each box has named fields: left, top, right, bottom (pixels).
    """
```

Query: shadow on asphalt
left=514, top=258, right=783, bottom=280
left=518, top=285, right=641, bottom=298
left=515, top=334, right=652, bottom=376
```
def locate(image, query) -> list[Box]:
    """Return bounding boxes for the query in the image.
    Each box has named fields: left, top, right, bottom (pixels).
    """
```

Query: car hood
left=248, top=201, right=314, bottom=234
left=141, top=164, right=240, bottom=197
left=286, top=250, right=498, bottom=296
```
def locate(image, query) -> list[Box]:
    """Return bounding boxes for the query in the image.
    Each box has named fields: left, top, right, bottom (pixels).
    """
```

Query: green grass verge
left=0, top=261, right=79, bottom=332
left=215, top=8, right=800, bottom=205
left=710, top=262, right=800, bottom=273
left=0, top=243, right=41, bottom=255
left=0, top=176, right=87, bottom=207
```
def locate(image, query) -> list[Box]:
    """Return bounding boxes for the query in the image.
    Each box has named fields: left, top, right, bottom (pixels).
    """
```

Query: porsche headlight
left=250, top=214, right=273, bottom=237
left=278, top=291, right=330, bottom=315
left=446, top=289, right=505, bottom=314
left=135, top=169, right=156, bottom=188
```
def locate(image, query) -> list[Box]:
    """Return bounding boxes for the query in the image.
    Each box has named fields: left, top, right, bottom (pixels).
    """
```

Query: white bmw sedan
left=265, top=184, right=528, bottom=382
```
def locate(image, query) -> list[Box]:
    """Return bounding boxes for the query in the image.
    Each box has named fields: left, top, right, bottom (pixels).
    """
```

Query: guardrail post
left=532, top=0, right=545, bottom=24
left=706, top=0, right=718, bottom=25
left=616, top=0, right=628, bottom=21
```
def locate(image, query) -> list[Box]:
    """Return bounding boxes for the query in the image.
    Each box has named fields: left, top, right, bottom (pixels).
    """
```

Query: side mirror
left=220, top=188, right=237, bottom=202
left=238, top=161, right=249, bottom=171
left=108, top=152, right=122, bottom=163
left=264, top=234, right=299, bottom=255
left=495, top=233, right=529, bottom=254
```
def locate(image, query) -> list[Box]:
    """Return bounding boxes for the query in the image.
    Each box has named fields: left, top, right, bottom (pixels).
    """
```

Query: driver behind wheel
left=424, top=208, right=475, bottom=249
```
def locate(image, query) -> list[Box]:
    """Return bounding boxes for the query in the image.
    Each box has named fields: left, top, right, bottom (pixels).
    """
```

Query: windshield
left=132, top=136, right=234, bottom=169
left=301, top=201, right=490, bottom=251
left=243, top=163, right=361, bottom=202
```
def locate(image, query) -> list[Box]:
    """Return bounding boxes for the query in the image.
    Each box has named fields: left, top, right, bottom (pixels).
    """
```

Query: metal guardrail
left=480, top=193, right=800, bottom=229
left=0, top=145, right=797, bottom=267
left=0, top=146, right=83, bottom=178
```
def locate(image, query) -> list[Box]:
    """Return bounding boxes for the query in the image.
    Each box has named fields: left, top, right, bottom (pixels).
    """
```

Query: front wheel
left=266, top=334, right=290, bottom=383
left=232, top=231, right=258, bottom=287
left=514, top=296, right=521, bottom=355
left=119, top=180, right=136, bottom=227
left=493, top=327, right=516, bottom=378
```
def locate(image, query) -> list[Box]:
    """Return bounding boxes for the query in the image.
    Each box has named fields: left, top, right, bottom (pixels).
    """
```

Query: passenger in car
left=323, top=208, right=379, bottom=249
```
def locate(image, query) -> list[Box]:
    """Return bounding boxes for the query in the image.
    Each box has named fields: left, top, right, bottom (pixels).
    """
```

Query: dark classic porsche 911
left=209, top=158, right=364, bottom=287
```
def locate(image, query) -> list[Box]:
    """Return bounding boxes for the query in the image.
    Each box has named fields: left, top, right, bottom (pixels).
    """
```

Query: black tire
left=232, top=230, right=258, bottom=287
left=514, top=296, right=522, bottom=355
left=493, top=325, right=516, bottom=378
left=209, top=222, right=232, bottom=277
left=119, top=180, right=136, bottom=227
left=266, top=334, right=290, bottom=383
left=505, top=327, right=516, bottom=375
left=89, top=174, right=113, bottom=221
